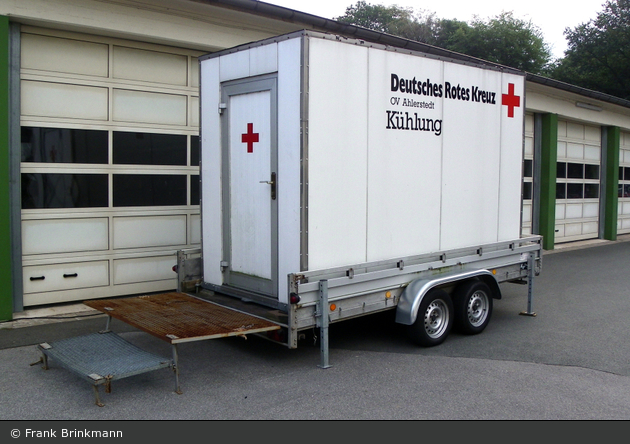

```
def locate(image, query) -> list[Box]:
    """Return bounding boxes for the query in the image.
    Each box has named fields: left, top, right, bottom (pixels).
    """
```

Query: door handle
left=260, top=172, right=276, bottom=200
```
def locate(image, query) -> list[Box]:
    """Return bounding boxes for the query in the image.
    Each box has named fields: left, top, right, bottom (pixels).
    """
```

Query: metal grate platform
left=37, top=331, right=173, bottom=407
left=36, top=292, right=282, bottom=406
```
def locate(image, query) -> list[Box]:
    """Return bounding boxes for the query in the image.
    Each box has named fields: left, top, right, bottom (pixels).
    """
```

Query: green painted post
left=0, top=16, right=11, bottom=321
left=603, top=126, right=620, bottom=241
left=538, top=113, right=558, bottom=250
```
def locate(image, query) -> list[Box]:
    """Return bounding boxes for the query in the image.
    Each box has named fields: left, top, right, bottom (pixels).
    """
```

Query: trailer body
left=197, top=31, right=542, bottom=352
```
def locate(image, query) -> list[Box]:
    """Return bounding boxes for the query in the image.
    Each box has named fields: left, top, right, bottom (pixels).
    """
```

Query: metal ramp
left=36, top=331, right=173, bottom=407
left=35, top=292, right=282, bottom=406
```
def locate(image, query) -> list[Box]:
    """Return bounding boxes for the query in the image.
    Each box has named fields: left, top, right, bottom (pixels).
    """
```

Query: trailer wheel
left=407, top=288, right=453, bottom=347
left=453, top=280, right=493, bottom=335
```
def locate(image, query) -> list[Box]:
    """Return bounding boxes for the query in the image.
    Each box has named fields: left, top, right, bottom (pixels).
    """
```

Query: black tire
left=452, top=280, right=493, bottom=335
left=406, top=288, right=453, bottom=347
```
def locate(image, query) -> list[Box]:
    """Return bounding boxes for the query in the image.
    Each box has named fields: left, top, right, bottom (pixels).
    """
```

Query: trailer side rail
left=287, top=235, right=542, bottom=348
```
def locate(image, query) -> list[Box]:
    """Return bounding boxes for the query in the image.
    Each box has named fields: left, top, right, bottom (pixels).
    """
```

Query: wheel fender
left=395, top=269, right=500, bottom=326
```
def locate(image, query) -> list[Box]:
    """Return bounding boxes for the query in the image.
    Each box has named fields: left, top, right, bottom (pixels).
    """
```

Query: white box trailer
left=194, top=30, right=542, bottom=364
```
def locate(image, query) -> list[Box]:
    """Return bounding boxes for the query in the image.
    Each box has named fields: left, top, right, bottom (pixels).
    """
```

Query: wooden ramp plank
left=84, top=292, right=281, bottom=344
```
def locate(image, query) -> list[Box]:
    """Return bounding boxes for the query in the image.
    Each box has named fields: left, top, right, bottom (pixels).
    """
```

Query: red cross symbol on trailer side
left=241, top=123, right=259, bottom=153
left=502, top=83, right=521, bottom=118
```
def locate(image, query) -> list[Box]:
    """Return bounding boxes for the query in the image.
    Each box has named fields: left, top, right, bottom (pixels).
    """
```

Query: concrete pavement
left=2, top=237, right=630, bottom=420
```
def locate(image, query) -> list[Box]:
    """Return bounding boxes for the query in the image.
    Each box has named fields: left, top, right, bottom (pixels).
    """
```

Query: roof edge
left=527, top=73, right=630, bottom=110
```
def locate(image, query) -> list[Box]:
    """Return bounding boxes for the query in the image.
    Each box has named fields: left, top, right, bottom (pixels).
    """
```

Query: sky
left=266, top=0, right=609, bottom=59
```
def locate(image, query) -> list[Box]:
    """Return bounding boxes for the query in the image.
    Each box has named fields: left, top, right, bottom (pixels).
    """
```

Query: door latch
left=259, top=172, right=277, bottom=200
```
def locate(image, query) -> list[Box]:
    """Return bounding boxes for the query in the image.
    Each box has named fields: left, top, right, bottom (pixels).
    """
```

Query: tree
left=443, top=12, right=552, bottom=74
left=551, top=0, right=630, bottom=99
left=335, top=1, right=438, bottom=44
left=335, top=2, right=553, bottom=74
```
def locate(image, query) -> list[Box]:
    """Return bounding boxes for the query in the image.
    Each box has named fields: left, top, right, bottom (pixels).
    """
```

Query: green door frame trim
left=602, top=126, right=620, bottom=241
left=537, top=113, right=558, bottom=250
left=0, top=16, right=13, bottom=321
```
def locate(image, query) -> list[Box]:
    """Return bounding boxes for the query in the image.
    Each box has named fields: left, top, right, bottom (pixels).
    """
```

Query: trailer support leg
left=102, top=314, right=112, bottom=332
left=317, top=280, right=332, bottom=369
left=172, top=344, right=182, bottom=394
left=520, top=253, right=537, bottom=317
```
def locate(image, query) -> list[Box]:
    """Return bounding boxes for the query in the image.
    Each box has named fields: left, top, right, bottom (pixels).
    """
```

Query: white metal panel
left=585, top=146, right=600, bottom=161
left=113, top=215, right=187, bottom=249
left=276, top=37, right=302, bottom=304
left=567, top=142, right=584, bottom=159
left=557, top=141, right=567, bottom=158
left=249, top=43, right=278, bottom=78
left=191, top=57, right=200, bottom=88
left=498, top=73, right=526, bottom=242
left=220, top=50, right=250, bottom=82
left=583, top=202, right=599, bottom=218
left=585, top=125, right=601, bottom=141
left=21, top=33, right=108, bottom=77
left=24, top=260, right=109, bottom=294
left=555, top=224, right=565, bottom=238
left=112, top=89, right=187, bottom=125
left=113, top=46, right=188, bottom=85
left=566, top=204, right=583, bottom=219
left=524, top=134, right=534, bottom=157
left=565, top=223, right=582, bottom=236
left=113, top=255, right=177, bottom=285
left=556, top=204, right=565, bottom=220
left=21, top=80, right=108, bottom=120
left=190, top=96, right=199, bottom=127
left=583, top=222, right=598, bottom=234
left=440, top=63, right=503, bottom=250
left=307, top=38, right=369, bottom=269
left=200, top=57, right=223, bottom=285
left=522, top=203, right=531, bottom=223
left=190, top=214, right=201, bottom=244
left=229, top=90, right=272, bottom=279
left=22, top=218, right=108, bottom=255
left=567, top=122, right=584, bottom=139
left=366, top=47, right=443, bottom=260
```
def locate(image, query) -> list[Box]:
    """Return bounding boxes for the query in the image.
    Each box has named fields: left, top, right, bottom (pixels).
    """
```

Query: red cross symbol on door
left=502, top=83, right=521, bottom=118
left=241, top=123, right=259, bottom=153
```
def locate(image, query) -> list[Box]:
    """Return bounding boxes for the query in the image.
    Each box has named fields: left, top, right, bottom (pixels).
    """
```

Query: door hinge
left=218, top=103, right=227, bottom=114
left=220, top=261, right=229, bottom=272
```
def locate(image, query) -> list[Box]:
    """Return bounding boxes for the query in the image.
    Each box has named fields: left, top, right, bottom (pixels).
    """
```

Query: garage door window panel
left=113, top=174, right=186, bottom=207
left=113, top=132, right=186, bottom=166
left=191, top=135, right=200, bottom=167
left=21, top=127, right=108, bottom=164
left=22, top=173, right=108, bottom=209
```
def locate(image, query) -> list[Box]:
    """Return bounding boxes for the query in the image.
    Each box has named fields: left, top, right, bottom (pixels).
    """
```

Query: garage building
left=1, top=0, right=629, bottom=321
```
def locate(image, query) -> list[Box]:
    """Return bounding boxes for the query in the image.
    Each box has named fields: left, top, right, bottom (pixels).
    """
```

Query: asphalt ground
left=2, top=239, right=630, bottom=422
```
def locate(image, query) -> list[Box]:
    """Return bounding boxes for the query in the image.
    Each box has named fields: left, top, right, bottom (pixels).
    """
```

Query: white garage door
left=554, top=120, right=601, bottom=243
left=618, top=131, right=630, bottom=235
left=20, top=27, right=202, bottom=306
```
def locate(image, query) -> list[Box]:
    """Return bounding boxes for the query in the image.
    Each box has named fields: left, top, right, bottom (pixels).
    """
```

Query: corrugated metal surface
left=85, top=292, right=281, bottom=344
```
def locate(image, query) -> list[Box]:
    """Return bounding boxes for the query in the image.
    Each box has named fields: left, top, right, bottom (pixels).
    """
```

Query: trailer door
left=221, top=77, right=278, bottom=298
